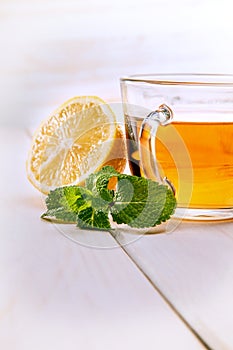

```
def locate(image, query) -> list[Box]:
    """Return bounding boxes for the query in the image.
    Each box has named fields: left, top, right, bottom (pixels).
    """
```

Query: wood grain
left=114, top=220, right=233, bottom=350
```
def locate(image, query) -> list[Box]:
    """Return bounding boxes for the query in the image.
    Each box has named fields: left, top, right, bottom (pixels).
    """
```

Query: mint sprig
left=41, top=166, right=176, bottom=230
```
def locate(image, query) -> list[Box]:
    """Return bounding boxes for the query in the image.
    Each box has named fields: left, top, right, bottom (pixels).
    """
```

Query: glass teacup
left=120, top=74, right=233, bottom=221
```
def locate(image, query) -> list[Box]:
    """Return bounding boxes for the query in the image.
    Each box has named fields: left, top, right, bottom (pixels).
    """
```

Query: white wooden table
left=1, top=127, right=233, bottom=350
left=1, top=0, right=233, bottom=348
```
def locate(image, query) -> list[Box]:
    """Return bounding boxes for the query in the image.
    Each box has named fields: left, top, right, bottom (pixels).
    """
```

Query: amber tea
left=125, top=115, right=233, bottom=209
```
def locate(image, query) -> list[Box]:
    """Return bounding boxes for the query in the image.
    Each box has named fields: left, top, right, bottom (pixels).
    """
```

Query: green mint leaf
left=41, top=175, right=112, bottom=229
left=110, top=175, right=176, bottom=228
left=77, top=207, right=111, bottom=230
left=156, top=187, right=177, bottom=225
left=41, top=166, right=176, bottom=230
left=86, top=166, right=119, bottom=202
left=41, top=186, right=92, bottom=222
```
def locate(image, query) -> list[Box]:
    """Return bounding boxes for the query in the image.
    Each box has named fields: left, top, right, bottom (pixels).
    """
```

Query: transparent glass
left=120, top=74, right=233, bottom=221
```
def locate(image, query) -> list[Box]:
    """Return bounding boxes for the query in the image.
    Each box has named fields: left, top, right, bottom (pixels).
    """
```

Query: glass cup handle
left=139, top=104, right=176, bottom=194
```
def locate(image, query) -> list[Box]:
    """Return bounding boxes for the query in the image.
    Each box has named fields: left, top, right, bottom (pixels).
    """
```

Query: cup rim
left=120, top=73, right=233, bottom=86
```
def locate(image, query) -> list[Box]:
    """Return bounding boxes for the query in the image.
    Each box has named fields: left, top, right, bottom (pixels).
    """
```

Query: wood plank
left=114, top=220, right=233, bottom=350
left=0, top=128, right=206, bottom=349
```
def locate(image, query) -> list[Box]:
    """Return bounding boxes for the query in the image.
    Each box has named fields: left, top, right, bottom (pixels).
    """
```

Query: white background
left=1, top=0, right=233, bottom=127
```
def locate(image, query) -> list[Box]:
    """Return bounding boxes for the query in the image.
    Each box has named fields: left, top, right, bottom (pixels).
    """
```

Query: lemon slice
left=26, top=96, right=126, bottom=194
